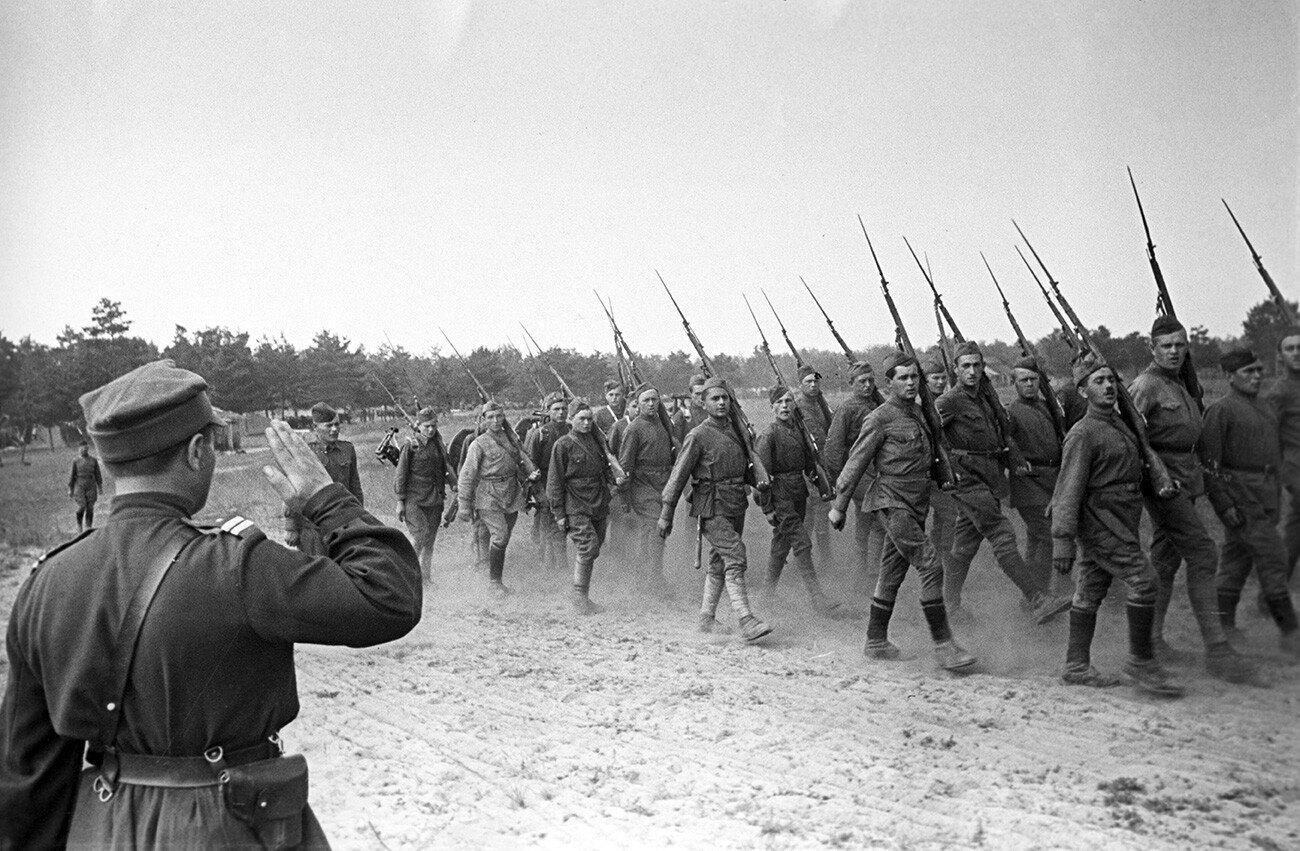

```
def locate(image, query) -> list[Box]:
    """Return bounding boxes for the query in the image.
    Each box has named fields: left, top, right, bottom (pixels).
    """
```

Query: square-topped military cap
left=79, top=359, right=226, bottom=463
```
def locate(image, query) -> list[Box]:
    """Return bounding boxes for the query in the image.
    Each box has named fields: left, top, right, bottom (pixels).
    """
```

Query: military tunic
left=393, top=431, right=452, bottom=551
left=548, top=430, right=613, bottom=562
left=1265, top=372, right=1300, bottom=574
left=825, top=392, right=885, bottom=583
left=68, top=455, right=103, bottom=507
left=458, top=429, right=536, bottom=554
left=0, top=485, right=420, bottom=849
left=662, top=418, right=753, bottom=588
left=617, top=412, right=675, bottom=581
left=286, top=437, right=363, bottom=555
left=1005, top=396, right=1062, bottom=587
left=525, top=420, right=571, bottom=568
left=755, top=418, right=817, bottom=588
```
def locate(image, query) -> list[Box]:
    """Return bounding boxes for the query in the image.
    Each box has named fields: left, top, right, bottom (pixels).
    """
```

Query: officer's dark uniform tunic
left=936, top=385, right=1046, bottom=607
left=1128, top=364, right=1227, bottom=647
left=1005, top=395, right=1062, bottom=589
left=1202, top=386, right=1300, bottom=638
left=0, top=484, right=420, bottom=848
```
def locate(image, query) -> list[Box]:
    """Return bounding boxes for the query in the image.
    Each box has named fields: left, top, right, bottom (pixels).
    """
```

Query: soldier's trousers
left=701, top=513, right=756, bottom=620
left=1281, top=458, right=1300, bottom=581
left=565, top=513, right=608, bottom=564
left=1218, top=506, right=1291, bottom=598
left=875, top=505, right=944, bottom=603
left=533, top=497, right=568, bottom=569
left=1144, top=492, right=1226, bottom=646
left=404, top=503, right=442, bottom=553
left=851, top=493, right=885, bottom=592
left=629, top=501, right=668, bottom=581
left=1071, top=531, right=1158, bottom=613
left=1016, top=505, right=1053, bottom=590
left=804, top=493, right=835, bottom=562
left=767, top=495, right=828, bottom=602
left=947, top=488, right=1043, bottom=603
left=927, top=489, right=957, bottom=576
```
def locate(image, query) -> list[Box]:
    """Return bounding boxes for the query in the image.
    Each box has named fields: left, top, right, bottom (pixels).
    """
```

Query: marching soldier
left=285, top=402, right=363, bottom=555
left=1203, top=348, right=1300, bottom=659
left=1052, top=356, right=1183, bottom=695
left=794, top=365, right=835, bottom=564
left=594, top=380, right=627, bottom=436
left=824, top=361, right=885, bottom=589
left=548, top=399, right=621, bottom=614
left=617, top=384, right=677, bottom=594
left=604, top=395, right=640, bottom=558
left=0, top=360, right=420, bottom=847
left=685, top=374, right=708, bottom=430
left=666, top=394, right=690, bottom=445
left=828, top=353, right=975, bottom=670
left=394, top=406, right=456, bottom=582
left=457, top=400, right=539, bottom=595
left=936, top=342, right=1069, bottom=623
left=659, top=377, right=773, bottom=642
left=1004, top=356, right=1062, bottom=592
left=756, top=386, right=850, bottom=618
left=923, top=359, right=958, bottom=586
left=68, top=440, right=103, bottom=532
left=1265, top=328, right=1300, bottom=585
left=1129, top=316, right=1246, bottom=678
left=525, top=392, right=570, bottom=573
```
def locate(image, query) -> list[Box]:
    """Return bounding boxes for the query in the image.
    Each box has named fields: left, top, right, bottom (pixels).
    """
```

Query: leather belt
left=1087, top=482, right=1140, bottom=495
left=91, top=740, right=281, bottom=789
left=951, top=448, right=1004, bottom=457
left=1223, top=463, right=1277, bottom=476
left=1150, top=443, right=1196, bottom=453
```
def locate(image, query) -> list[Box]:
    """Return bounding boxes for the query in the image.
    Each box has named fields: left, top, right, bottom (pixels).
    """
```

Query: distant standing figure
left=285, top=402, right=363, bottom=555
left=68, top=441, right=103, bottom=532
left=394, top=407, right=456, bottom=582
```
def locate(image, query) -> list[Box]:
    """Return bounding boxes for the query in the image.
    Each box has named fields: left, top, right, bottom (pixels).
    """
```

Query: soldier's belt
left=93, top=741, right=281, bottom=789
left=693, top=475, right=745, bottom=483
left=1023, top=459, right=1060, bottom=468
left=1086, top=483, right=1140, bottom=495
left=1223, top=463, right=1277, bottom=476
left=481, top=474, right=517, bottom=481
left=1149, top=443, right=1196, bottom=454
left=951, top=448, right=1004, bottom=457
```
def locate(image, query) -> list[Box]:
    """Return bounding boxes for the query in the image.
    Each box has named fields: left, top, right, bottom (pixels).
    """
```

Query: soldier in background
left=823, top=361, right=884, bottom=590
left=794, top=365, right=835, bottom=566
left=605, top=394, right=639, bottom=558
left=685, top=374, right=708, bottom=430
left=1052, top=356, right=1183, bottom=695
left=665, top=393, right=689, bottom=445
left=394, top=406, right=455, bottom=582
left=1128, top=316, right=1243, bottom=677
left=757, top=386, right=849, bottom=618
left=594, top=380, right=627, bottom=436
left=525, top=392, right=570, bottom=573
left=618, top=384, right=677, bottom=595
left=68, top=440, right=103, bottom=532
left=1004, top=356, right=1062, bottom=594
left=1203, top=349, right=1299, bottom=661
left=549, top=399, right=622, bottom=614
left=660, top=377, right=773, bottom=643
left=1265, top=328, right=1300, bottom=589
left=923, top=359, right=959, bottom=591
left=937, top=342, right=1069, bottom=624
left=285, top=402, right=363, bottom=555
left=829, top=353, right=975, bottom=670
left=457, top=401, right=539, bottom=595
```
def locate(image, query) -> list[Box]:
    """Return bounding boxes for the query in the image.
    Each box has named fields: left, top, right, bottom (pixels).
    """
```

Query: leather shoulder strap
left=98, top=526, right=201, bottom=750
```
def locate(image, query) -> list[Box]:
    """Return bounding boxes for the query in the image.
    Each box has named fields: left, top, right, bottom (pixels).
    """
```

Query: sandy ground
left=2, top=451, right=1298, bottom=849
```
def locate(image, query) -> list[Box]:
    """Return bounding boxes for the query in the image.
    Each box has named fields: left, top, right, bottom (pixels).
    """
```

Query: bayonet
left=1223, top=199, right=1297, bottom=326
left=800, top=276, right=857, bottom=365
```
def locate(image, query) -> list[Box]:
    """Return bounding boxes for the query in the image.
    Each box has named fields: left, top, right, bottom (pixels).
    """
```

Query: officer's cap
left=80, top=360, right=225, bottom=463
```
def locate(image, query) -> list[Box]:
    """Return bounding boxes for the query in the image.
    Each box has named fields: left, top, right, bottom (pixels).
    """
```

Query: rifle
left=1223, top=199, right=1297, bottom=326
left=595, top=291, right=680, bottom=454
left=933, top=300, right=957, bottom=386
left=1013, top=220, right=1179, bottom=497
left=607, top=299, right=633, bottom=393
left=858, top=217, right=958, bottom=489
left=800, top=276, right=856, bottom=365
left=744, top=295, right=834, bottom=500
left=658, top=271, right=770, bottom=489
left=512, top=335, right=550, bottom=402
left=763, top=288, right=835, bottom=424
left=903, top=236, right=1025, bottom=471
left=982, top=252, right=1066, bottom=442
left=517, top=323, right=627, bottom=479
left=1128, top=167, right=1204, bottom=412
left=1016, top=245, right=1081, bottom=351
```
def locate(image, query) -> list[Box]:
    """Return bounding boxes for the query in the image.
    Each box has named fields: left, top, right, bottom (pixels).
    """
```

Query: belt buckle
left=92, top=774, right=114, bottom=803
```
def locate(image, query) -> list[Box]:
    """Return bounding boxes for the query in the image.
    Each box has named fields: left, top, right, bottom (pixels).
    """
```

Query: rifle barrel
left=1222, top=199, right=1297, bottom=325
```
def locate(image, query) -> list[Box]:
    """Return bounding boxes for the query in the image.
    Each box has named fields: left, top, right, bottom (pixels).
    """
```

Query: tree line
left=0, top=296, right=1292, bottom=446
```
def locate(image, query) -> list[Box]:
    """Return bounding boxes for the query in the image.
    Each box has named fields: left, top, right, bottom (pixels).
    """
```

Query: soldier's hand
left=828, top=508, right=846, bottom=531
left=263, top=421, right=333, bottom=512
left=397, top=502, right=407, bottom=524
left=441, top=502, right=458, bottom=527
left=527, top=470, right=541, bottom=482
left=285, top=532, right=301, bottom=549
left=1222, top=506, right=1246, bottom=529
left=657, top=517, right=673, bottom=538
left=1053, top=556, right=1074, bottom=576
left=556, top=516, right=568, bottom=533
left=457, top=504, right=472, bottom=523
left=764, top=511, right=778, bottom=529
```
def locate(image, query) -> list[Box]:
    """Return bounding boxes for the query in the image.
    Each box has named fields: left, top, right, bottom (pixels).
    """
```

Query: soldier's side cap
left=768, top=384, right=792, bottom=404
left=1072, top=353, right=1106, bottom=386
left=633, top=381, right=658, bottom=399
left=689, top=373, right=706, bottom=387
left=568, top=397, right=591, bottom=418
left=883, top=352, right=916, bottom=375
left=1277, top=326, right=1300, bottom=347
left=922, top=359, right=946, bottom=376
left=80, top=360, right=225, bottom=463
left=310, top=402, right=338, bottom=424
left=543, top=391, right=565, bottom=408
left=848, top=361, right=874, bottom=379
left=416, top=406, right=437, bottom=423
left=701, top=376, right=729, bottom=394
left=481, top=400, right=504, bottom=414
left=953, top=340, right=982, bottom=360
left=1150, top=314, right=1185, bottom=337
left=603, top=379, right=624, bottom=393
left=1012, top=355, right=1039, bottom=371
left=797, top=364, right=821, bottom=380
left=1220, top=347, right=1260, bottom=373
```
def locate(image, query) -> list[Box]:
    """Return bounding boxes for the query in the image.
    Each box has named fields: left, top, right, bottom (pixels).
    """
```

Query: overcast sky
left=2, top=0, right=1295, bottom=360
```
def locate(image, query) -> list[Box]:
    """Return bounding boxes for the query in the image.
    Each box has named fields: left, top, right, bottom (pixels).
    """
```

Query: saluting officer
left=1128, top=316, right=1243, bottom=677
left=1203, top=349, right=1300, bottom=661
left=824, top=361, right=885, bottom=590
left=660, top=377, right=773, bottom=643
left=829, top=353, right=975, bottom=670
left=394, top=406, right=456, bottom=582
left=68, top=440, right=103, bottom=532
left=1052, top=356, right=1183, bottom=695
left=0, top=360, right=420, bottom=847
left=285, top=402, right=363, bottom=555
left=937, top=341, right=1069, bottom=624
left=757, top=385, right=849, bottom=618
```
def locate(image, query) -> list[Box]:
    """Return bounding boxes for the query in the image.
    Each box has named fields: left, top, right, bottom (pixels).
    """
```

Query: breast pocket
left=884, top=423, right=921, bottom=448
